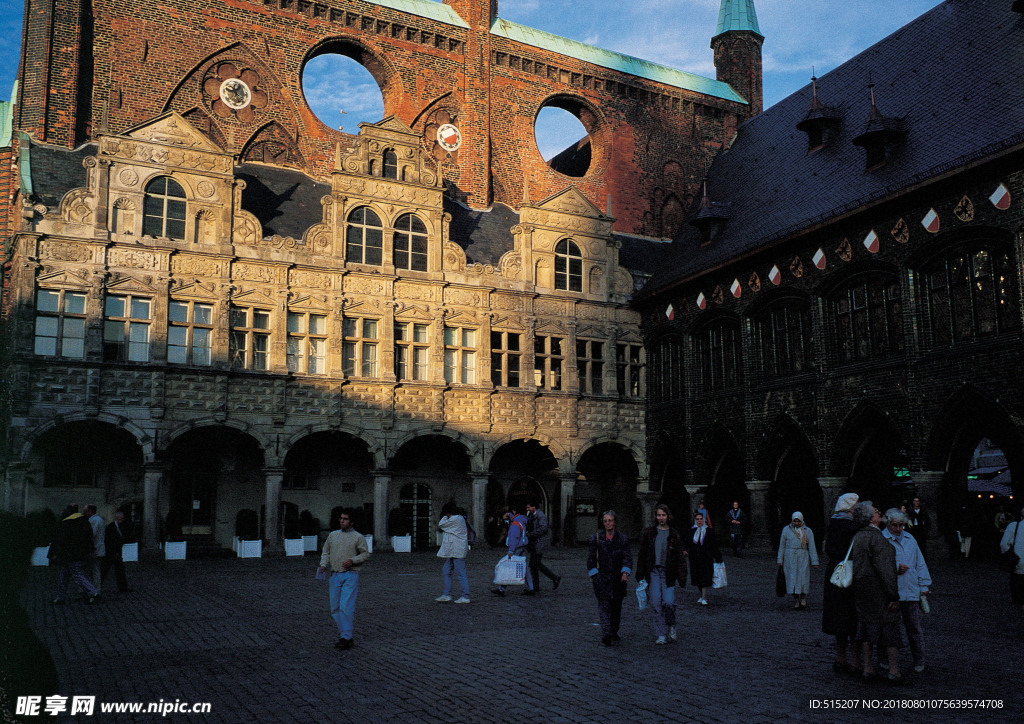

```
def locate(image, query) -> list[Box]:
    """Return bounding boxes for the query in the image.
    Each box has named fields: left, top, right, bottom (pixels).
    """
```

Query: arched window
left=345, top=207, right=383, bottom=265
left=755, top=301, right=813, bottom=378
left=832, top=274, right=903, bottom=363
left=393, top=214, right=428, bottom=271
left=142, top=177, right=186, bottom=239
left=383, top=149, right=398, bottom=179
left=554, top=239, right=583, bottom=292
left=922, top=244, right=1020, bottom=346
left=693, top=318, right=742, bottom=392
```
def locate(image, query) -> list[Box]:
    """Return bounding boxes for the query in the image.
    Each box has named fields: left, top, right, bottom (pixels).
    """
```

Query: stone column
left=560, top=472, right=577, bottom=546
left=263, top=468, right=285, bottom=553
left=3, top=463, right=28, bottom=515
left=637, top=489, right=660, bottom=529
left=374, top=473, right=392, bottom=551
left=745, top=480, right=771, bottom=546
left=817, top=477, right=848, bottom=521
left=471, top=474, right=488, bottom=544
left=143, top=465, right=164, bottom=550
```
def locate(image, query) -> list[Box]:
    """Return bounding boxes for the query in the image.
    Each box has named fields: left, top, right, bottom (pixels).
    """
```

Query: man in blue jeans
left=318, top=511, right=370, bottom=650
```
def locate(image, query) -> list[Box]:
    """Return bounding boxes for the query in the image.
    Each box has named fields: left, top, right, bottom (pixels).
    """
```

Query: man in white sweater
left=318, top=511, right=370, bottom=650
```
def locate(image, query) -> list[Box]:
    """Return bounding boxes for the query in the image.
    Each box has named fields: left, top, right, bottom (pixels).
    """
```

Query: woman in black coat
left=587, top=510, right=633, bottom=646
left=821, top=493, right=862, bottom=674
left=636, top=504, right=687, bottom=644
left=685, top=512, right=720, bottom=605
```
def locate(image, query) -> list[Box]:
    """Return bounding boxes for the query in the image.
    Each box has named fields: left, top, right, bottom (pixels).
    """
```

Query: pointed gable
left=124, top=112, right=225, bottom=153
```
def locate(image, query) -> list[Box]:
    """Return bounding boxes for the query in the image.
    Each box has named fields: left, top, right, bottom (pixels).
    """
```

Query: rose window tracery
left=203, top=63, right=269, bottom=123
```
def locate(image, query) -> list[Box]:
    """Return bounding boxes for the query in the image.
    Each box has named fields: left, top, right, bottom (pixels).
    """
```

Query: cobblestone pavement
left=19, top=542, right=1022, bottom=723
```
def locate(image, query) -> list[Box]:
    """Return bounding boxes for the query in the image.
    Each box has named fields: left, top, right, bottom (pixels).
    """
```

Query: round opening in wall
left=302, top=51, right=385, bottom=134
left=534, top=99, right=595, bottom=177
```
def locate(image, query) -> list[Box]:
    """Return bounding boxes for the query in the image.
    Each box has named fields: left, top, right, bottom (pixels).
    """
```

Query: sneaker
left=655, top=636, right=667, bottom=645
left=435, top=594, right=453, bottom=602
left=668, top=626, right=677, bottom=642
left=699, top=598, right=708, bottom=606
left=453, top=596, right=471, bottom=604
left=913, top=664, right=925, bottom=673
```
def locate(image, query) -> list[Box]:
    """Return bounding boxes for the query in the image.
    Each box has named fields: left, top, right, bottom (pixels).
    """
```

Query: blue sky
left=3, top=0, right=944, bottom=149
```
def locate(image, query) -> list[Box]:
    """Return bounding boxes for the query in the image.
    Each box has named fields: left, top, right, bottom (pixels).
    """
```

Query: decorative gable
left=125, top=112, right=225, bottom=153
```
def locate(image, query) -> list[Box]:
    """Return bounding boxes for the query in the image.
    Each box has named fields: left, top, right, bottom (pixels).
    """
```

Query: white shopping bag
left=712, top=561, right=728, bottom=589
left=493, top=555, right=528, bottom=585
left=635, top=579, right=648, bottom=610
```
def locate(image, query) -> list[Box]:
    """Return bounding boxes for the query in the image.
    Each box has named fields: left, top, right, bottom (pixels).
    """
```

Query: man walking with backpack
left=526, top=500, right=562, bottom=594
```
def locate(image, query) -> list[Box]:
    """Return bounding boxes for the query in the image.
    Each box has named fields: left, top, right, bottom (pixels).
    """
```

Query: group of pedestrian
left=48, top=503, right=132, bottom=604
left=820, top=494, right=931, bottom=686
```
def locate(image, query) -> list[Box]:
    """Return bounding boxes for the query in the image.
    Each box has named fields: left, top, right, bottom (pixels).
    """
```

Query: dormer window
left=852, top=84, right=906, bottom=171
left=795, top=76, right=841, bottom=152
left=383, top=149, right=398, bottom=179
left=690, top=181, right=729, bottom=245
left=554, top=239, right=583, bottom=292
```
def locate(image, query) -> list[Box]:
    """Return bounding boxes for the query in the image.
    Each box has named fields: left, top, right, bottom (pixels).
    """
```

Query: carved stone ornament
left=500, top=251, right=522, bottom=280
left=292, top=271, right=332, bottom=290
left=118, top=168, right=139, bottom=187
left=40, top=241, right=91, bottom=262
left=443, top=240, right=466, bottom=271
left=345, top=277, right=386, bottom=296
left=954, top=195, right=975, bottom=222
left=108, top=248, right=158, bottom=269
left=891, top=218, right=910, bottom=244
left=171, top=256, right=220, bottom=277
left=203, top=63, right=269, bottom=123
left=491, top=294, right=524, bottom=311
left=197, top=181, right=216, bottom=198
left=444, top=289, right=480, bottom=307
left=233, top=264, right=277, bottom=283
left=836, top=237, right=853, bottom=262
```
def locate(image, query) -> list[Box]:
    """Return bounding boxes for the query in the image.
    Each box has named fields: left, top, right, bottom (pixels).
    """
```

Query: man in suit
left=525, top=500, right=561, bottom=594
left=101, top=511, right=132, bottom=593
left=906, top=496, right=930, bottom=561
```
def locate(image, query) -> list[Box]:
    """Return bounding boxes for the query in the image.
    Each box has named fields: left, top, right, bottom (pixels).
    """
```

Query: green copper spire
left=714, top=0, right=762, bottom=38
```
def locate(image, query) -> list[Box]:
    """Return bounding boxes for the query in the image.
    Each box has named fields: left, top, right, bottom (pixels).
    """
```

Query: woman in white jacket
left=436, top=501, right=471, bottom=603
left=778, top=511, right=819, bottom=610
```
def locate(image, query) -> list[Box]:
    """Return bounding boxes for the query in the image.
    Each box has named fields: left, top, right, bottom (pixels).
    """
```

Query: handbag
left=493, top=555, right=527, bottom=585
left=635, top=579, right=648, bottom=610
left=999, top=522, right=1021, bottom=573
left=775, top=566, right=787, bottom=597
left=829, top=542, right=854, bottom=588
left=712, top=561, right=727, bottom=589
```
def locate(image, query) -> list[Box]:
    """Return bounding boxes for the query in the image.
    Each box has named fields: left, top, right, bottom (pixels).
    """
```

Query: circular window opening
left=302, top=53, right=384, bottom=134
left=534, top=103, right=593, bottom=177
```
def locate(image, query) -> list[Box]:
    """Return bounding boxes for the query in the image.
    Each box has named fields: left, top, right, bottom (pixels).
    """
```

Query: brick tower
left=711, top=0, right=764, bottom=118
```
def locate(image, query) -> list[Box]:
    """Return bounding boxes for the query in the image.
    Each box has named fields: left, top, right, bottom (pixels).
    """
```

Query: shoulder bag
left=829, top=541, right=854, bottom=588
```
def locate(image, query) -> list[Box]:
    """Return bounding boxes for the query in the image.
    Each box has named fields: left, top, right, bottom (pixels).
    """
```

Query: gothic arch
left=241, top=121, right=306, bottom=169
left=19, top=413, right=154, bottom=464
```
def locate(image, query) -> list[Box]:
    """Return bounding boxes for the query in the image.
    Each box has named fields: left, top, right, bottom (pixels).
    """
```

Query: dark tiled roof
left=445, top=200, right=519, bottom=266
left=236, top=163, right=331, bottom=240
left=641, top=0, right=1024, bottom=298
left=615, top=234, right=671, bottom=277
left=28, top=140, right=96, bottom=209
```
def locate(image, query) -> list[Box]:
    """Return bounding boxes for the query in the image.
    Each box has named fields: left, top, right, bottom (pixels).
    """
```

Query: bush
left=235, top=509, right=259, bottom=540
left=25, top=509, right=57, bottom=548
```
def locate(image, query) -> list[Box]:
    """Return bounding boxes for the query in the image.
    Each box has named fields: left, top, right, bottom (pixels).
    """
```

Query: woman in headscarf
left=822, top=493, right=861, bottom=674
left=685, top=512, right=720, bottom=606
left=778, top=511, right=819, bottom=609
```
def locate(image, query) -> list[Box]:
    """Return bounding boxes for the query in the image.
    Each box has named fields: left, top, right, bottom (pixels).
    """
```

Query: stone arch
left=20, top=413, right=154, bottom=464
left=111, top=197, right=137, bottom=236
left=283, top=423, right=383, bottom=469
left=760, top=414, right=824, bottom=548
left=833, top=400, right=907, bottom=510
left=241, top=120, right=306, bottom=169
left=163, top=417, right=270, bottom=462
left=699, top=426, right=749, bottom=526
left=576, top=440, right=642, bottom=537
left=660, top=193, right=685, bottom=238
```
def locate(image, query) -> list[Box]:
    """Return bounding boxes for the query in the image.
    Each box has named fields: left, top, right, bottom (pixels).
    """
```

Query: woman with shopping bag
left=685, top=512, right=721, bottom=606
left=587, top=510, right=633, bottom=646
left=636, top=504, right=687, bottom=645
left=491, top=504, right=531, bottom=596
left=778, top=511, right=819, bottom=610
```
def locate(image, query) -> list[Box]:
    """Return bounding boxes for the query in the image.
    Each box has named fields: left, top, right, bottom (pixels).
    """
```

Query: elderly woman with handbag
left=778, top=511, right=819, bottom=610
left=822, top=493, right=861, bottom=675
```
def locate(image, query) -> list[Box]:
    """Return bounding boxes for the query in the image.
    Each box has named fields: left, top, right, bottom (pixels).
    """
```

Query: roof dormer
left=795, top=75, right=842, bottom=152
left=852, top=83, right=907, bottom=171
left=690, top=180, right=730, bottom=245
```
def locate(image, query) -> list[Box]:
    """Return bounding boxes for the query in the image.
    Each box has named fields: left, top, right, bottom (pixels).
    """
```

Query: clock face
left=219, top=78, right=252, bottom=110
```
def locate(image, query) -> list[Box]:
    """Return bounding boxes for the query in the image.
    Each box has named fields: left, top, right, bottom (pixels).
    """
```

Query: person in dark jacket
left=636, top=503, right=687, bottom=645
left=822, top=493, right=861, bottom=675
left=101, top=511, right=132, bottom=593
left=587, top=510, right=633, bottom=646
left=48, top=504, right=99, bottom=604
left=850, top=500, right=906, bottom=685
left=525, top=500, right=561, bottom=593
left=685, top=512, right=721, bottom=605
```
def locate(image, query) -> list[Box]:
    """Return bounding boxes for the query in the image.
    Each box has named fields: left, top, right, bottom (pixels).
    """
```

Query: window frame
left=142, top=176, right=187, bottom=240
left=393, top=213, right=429, bottom=272
left=103, top=294, right=153, bottom=363
left=168, top=299, right=214, bottom=366
left=394, top=321, right=429, bottom=381
left=832, top=274, right=903, bottom=364
left=286, top=310, right=328, bottom=375
left=34, top=288, right=87, bottom=359
left=534, top=334, right=565, bottom=391
left=576, top=339, right=605, bottom=395
left=229, top=306, right=272, bottom=370
left=554, top=239, right=584, bottom=292
left=693, top=318, right=742, bottom=392
left=648, top=336, right=683, bottom=403
left=444, top=325, right=477, bottom=385
left=342, top=316, right=380, bottom=378
left=615, top=342, right=644, bottom=397
left=490, top=330, right=522, bottom=388
left=754, top=300, right=813, bottom=379
left=345, top=207, right=384, bottom=266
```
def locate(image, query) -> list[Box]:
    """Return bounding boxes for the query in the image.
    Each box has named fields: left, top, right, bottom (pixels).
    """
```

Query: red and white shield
left=437, top=123, right=462, bottom=152
left=863, top=230, right=879, bottom=254
left=665, top=303, right=675, bottom=320
left=730, top=279, right=742, bottom=298
left=921, top=209, right=940, bottom=233
left=813, top=248, right=826, bottom=270
left=990, top=183, right=1011, bottom=210
left=696, top=292, right=707, bottom=310
left=768, top=265, right=781, bottom=285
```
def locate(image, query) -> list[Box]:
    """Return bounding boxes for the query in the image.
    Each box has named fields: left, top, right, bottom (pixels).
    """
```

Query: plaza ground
left=21, top=543, right=1023, bottom=723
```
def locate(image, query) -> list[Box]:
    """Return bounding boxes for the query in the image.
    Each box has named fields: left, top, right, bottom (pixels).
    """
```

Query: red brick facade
left=13, top=0, right=754, bottom=236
